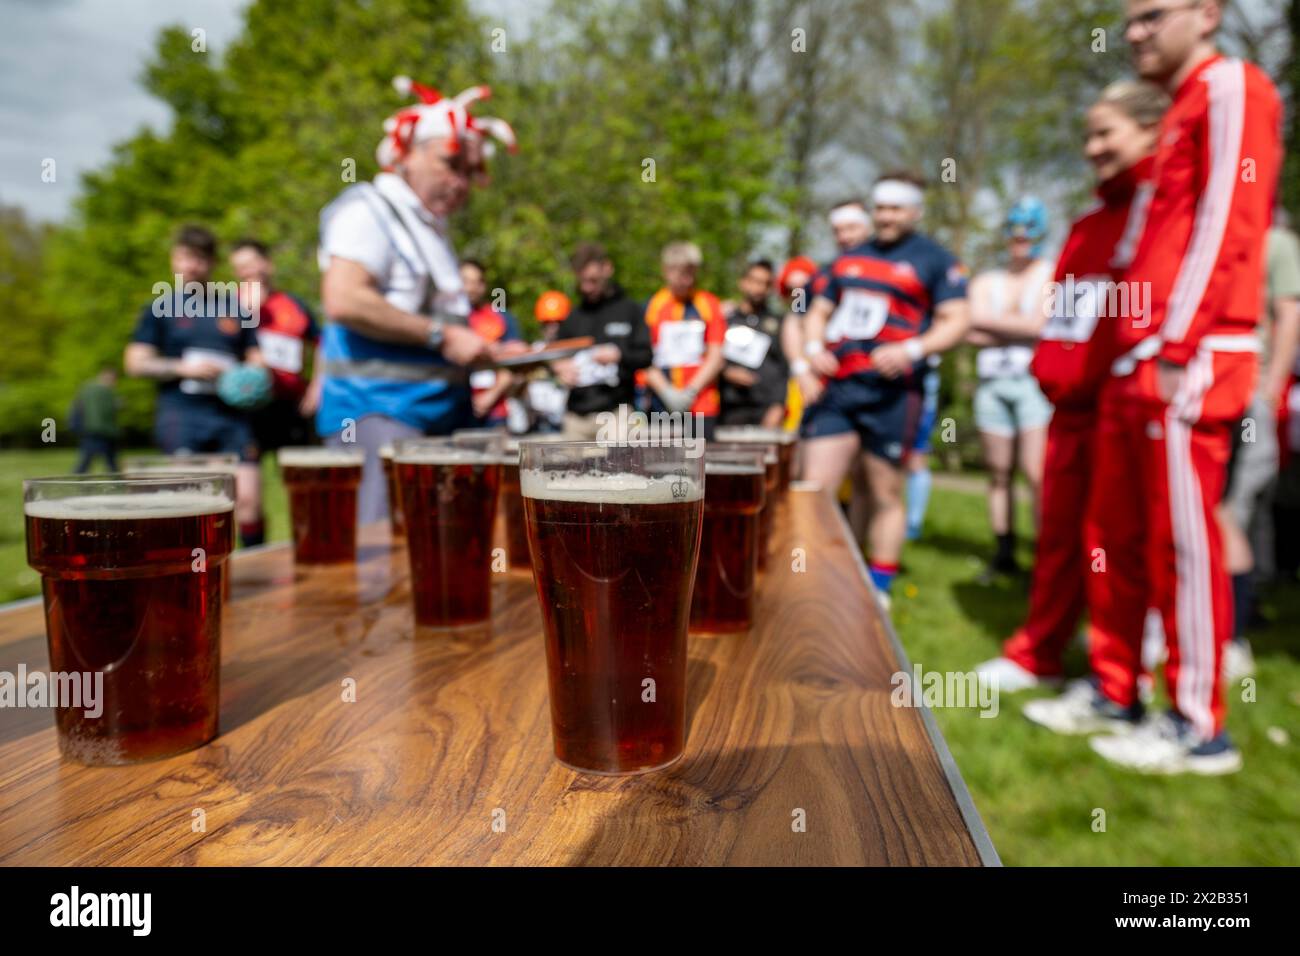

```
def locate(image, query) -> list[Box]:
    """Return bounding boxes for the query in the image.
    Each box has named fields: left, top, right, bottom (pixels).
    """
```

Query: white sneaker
left=1091, top=712, right=1243, bottom=776
left=1223, top=639, right=1255, bottom=682
left=974, top=656, right=1060, bottom=694
left=1022, top=679, right=1144, bottom=736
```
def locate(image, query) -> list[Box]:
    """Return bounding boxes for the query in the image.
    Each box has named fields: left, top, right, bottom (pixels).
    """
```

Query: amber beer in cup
left=378, top=444, right=406, bottom=539
left=278, top=447, right=364, bottom=564
left=716, top=426, right=797, bottom=493
left=494, top=438, right=530, bottom=569
left=124, top=453, right=240, bottom=595
left=690, top=448, right=766, bottom=633
left=708, top=440, right=778, bottom=571
left=522, top=441, right=704, bottom=774
left=395, top=436, right=502, bottom=626
left=24, top=473, right=235, bottom=764
left=492, top=435, right=567, bottom=570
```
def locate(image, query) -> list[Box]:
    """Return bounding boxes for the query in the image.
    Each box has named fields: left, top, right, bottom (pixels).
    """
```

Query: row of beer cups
left=22, top=428, right=797, bottom=775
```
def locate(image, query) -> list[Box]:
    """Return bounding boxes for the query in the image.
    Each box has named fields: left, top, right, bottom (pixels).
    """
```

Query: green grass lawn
left=0, top=447, right=291, bottom=604
left=894, top=483, right=1300, bottom=865
left=3, top=449, right=1296, bottom=864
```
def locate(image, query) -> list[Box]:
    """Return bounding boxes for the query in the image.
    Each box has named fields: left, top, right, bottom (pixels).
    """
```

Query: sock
left=995, top=532, right=1016, bottom=567
left=868, top=560, right=899, bottom=594
left=905, top=467, right=932, bottom=536
left=239, top=518, right=265, bottom=549
left=1231, top=572, right=1252, bottom=640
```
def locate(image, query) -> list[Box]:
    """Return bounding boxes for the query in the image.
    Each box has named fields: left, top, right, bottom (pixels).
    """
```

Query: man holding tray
left=316, top=76, right=522, bottom=522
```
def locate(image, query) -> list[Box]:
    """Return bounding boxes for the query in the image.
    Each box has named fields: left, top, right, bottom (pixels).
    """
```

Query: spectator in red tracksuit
left=977, top=80, right=1168, bottom=693
left=1028, top=0, right=1281, bottom=776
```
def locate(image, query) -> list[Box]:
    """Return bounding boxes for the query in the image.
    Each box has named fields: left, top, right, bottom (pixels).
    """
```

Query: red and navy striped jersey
left=810, top=233, right=967, bottom=379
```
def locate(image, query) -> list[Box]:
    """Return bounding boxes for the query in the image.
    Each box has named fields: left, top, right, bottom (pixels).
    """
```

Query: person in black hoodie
left=720, top=258, right=789, bottom=428
left=552, top=242, right=654, bottom=439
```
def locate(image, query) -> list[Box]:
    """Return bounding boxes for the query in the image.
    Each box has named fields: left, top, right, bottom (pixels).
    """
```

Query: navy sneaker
left=1091, top=711, right=1243, bottom=775
left=1022, top=678, right=1144, bottom=735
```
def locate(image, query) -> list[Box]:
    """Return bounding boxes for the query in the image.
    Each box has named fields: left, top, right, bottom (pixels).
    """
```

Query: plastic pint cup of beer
left=690, top=447, right=767, bottom=633
left=378, top=444, right=406, bottom=540
left=708, top=440, right=778, bottom=571
left=715, top=425, right=797, bottom=493
left=496, top=438, right=531, bottom=569
left=278, top=447, right=364, bottom=564
left=394, top=435, right=503, bottom=627
left=521, top=441, right=705, bottom=774
left=495, top=434, right=568, bottom=571
left=23, top=472, right=235, bottom=764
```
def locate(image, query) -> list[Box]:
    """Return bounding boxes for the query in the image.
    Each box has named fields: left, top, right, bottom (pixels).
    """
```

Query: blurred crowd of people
left=89, top=0, right=1297, bottom=777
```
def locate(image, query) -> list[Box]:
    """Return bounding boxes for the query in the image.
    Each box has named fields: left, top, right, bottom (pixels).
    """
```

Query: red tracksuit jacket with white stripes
left=1115, top=54, right=1282, bottom=366
left=1032, top=156, right=1155, bottom=409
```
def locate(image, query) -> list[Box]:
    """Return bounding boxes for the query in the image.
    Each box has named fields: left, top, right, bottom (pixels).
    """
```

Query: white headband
left=872, top=179, right=925, bottom=209
left=828, top=205, right=871, bottom=228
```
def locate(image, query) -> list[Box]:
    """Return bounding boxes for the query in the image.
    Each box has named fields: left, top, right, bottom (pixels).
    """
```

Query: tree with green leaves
left=27, top=0, right=784, bottom=443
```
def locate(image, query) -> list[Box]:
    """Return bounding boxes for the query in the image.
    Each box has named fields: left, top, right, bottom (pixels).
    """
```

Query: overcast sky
left=0, top=0, right=528, bottom=224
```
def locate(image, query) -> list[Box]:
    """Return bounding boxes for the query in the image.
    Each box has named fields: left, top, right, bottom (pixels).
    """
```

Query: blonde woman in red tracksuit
left=977, top=81, right=1169, bottom=693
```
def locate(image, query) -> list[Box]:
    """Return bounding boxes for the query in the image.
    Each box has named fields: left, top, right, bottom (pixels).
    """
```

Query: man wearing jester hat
left=317, top=76, right=521, bottom=523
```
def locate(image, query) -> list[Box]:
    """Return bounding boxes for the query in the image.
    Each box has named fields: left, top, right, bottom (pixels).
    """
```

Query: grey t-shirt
left=1264, top=226, right=1300, bottom=364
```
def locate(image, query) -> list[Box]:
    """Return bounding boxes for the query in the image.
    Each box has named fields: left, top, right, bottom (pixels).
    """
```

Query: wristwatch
left=426, top=319, right=446, bottom=353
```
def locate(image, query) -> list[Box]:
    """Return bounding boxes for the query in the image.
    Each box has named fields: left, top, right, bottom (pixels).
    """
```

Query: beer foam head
left=25, top=490, right=235, bottom=520
left=708, top=442, right=778, bottom=465
left=394, top=447, right=497, bottom=465
left=126, top=459, right=239, bottom=476
left=704, top=460, right=765, bottom=475
left=713, top=427, right=795, bottom=445
left=378, top=443, right=396, bottom=459
left=277, top=448, right=365, bottom=467
left=521, top=469, right=703, bottom=503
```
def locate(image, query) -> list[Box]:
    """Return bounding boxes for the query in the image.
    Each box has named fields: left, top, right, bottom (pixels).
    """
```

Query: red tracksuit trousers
left=1085, top=350, right=1255, bottom=739
left=1002, top=405, right=1097, bottom=676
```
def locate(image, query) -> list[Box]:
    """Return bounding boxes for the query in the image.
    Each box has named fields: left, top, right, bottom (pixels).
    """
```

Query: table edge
left=1, top=506, right=1001, bottom=866
left=819, top=490, right=1003, bottom=868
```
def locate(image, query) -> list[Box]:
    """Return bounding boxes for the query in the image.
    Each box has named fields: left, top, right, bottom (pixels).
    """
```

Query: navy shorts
left=155, top=400, right=260, bottom=463
left=800, top=375, right=920, bottom=465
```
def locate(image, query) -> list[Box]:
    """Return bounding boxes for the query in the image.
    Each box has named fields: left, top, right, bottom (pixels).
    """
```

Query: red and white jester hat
left=376, top=75, right=518, bottom=170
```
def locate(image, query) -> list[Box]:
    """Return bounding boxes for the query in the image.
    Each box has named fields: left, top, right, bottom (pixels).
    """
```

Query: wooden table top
left=0, top=489, right=997, bottom=866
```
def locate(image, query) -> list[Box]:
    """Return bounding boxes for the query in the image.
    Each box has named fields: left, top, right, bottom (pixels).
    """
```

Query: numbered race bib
left=469, top=369, right=498, bottom=389
left=1041, top=276, right=1105, bottom=344
left=977, top=345, right=1034, bottom=379
left=527, top=380, right=568, bottom=418
left=654, top=319, right=706, bottom=368
left=572, top=349, right=620, bottom=389
left=179, top=348, right=236, bottom=395
left=723, top=325, right=773, bottom=370
left=257, top=331, right=304, bottom=374
left=826, top=289, right=890, bottom=342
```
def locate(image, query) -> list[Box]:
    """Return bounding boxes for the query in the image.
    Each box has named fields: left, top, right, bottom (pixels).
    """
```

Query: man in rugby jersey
left=800, top=171, right=971, bottom=600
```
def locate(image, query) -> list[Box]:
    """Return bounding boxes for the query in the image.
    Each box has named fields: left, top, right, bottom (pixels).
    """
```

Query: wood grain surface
left=0, top=490, right=992, bottom=866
